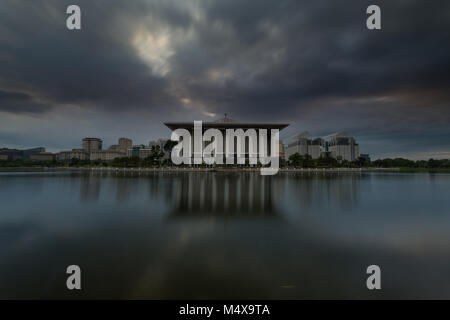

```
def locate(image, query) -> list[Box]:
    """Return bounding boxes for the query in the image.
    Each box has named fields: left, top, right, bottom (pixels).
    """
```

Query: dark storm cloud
left=0, top=89, right=50, bottom=113
left=0, top=0, right=179, bottom=113
left=172, top=0, right=450, bottom=119
left=0, top=0, right=449, bottom=156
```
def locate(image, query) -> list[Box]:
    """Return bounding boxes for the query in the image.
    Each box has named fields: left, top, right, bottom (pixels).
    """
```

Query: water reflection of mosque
left=78, top=171, right=365, bottom=216
left=169, top=172, right=283, bottom=218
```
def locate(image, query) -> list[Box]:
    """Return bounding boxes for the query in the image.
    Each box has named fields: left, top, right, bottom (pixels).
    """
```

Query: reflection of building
left=287, top=172, right=362, bottom=212
left=164, top=115, right=289, bottom=164
left=79, top=173, right=101, bottom=202
left=170, top=172, right=283, bottom=217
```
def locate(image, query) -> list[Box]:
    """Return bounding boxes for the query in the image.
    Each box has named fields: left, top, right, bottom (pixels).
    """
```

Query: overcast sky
left=1, top=0, right=449, bottom=159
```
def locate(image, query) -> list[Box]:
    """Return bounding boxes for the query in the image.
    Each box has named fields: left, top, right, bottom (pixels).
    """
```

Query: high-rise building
left=30, top=152, right=55, bottom=161
left=0, top=148, right=24, bottom=160
left=118, top=138, right=132, bottom=153
left=327, top=136, right=360, bottom=161
left=82, top=138, right=102, bottom=152
left=285, top=132, right=325, bottom=159
left=89, top=150, right=125, bottom=161
left=0, top=147, right=46, bottom=160
left=57, top=149, right=88, bottom=161
left=22, top=147, right=46, bottom=159
left=107, top=138, right=133, bottom=156
left=285, top=131, right=360, bottom=161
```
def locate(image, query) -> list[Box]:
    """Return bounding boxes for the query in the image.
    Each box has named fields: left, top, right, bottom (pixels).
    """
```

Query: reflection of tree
left=78, top=171, right=364, bottom=216
left=169, top=173, right=283, bottom=218
left=285, top=172, right=365, bottom=213
left=116, top=177, right=132, bottom=203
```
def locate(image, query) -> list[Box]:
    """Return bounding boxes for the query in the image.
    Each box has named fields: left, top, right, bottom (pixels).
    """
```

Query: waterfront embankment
left=0, top=166, right=400, bottom=173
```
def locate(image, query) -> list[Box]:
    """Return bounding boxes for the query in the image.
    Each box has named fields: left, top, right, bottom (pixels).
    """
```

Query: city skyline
left=1, top=1, right=450, bottom=160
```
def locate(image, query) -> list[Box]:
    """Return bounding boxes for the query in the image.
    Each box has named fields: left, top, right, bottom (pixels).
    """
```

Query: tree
left=288, top=153, right=304, bottom=167
left=355, top=156, right=370, bottom=167
left=150, top=145, right=164, bottom=165
left=164, top=140, right=178, bottom=165
left=164, top=140, right=178, bottom=153
left=303, top=154, right=314, bottom=168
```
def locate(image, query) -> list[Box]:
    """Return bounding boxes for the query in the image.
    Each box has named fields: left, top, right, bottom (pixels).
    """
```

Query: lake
left=1, top=170, right=450, bottom=299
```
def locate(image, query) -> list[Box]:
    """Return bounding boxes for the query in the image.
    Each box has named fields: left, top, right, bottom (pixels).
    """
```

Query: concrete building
left=126, top=145, right=153, bottom=159
left=108, top=138, right=132, bottom=154
left=23, top=147, right=46, bottom=158
left=30, top=152, right=55, bottom=161
left=127, top=145, right=143, bottom=158
left=89, top=150, right=125, bottom=161
left=309, top=138, right=324, bottom=159
left=0, top=147, right=46, bottom=160
left=285, top=131, right=360, bottom=161
left=118, top=138, right=132, bottom=152
left=0, top=148, right=22, bottom=160
left=82, top=138, right=102, bottom=153
left=138, top=148, right=153, bottom=159
left=164, top=115, right=289, bottom=164
left=0, top=154, right=8, bottom=161
left=327, top=136, right=360, bottom=162
left=285, top=132, right=325, bottom=159
left=59, top=137, right=130, bottom=161
left=57, top=149, right=88, bottom=161
left=279, top=141, right=286, bottom=161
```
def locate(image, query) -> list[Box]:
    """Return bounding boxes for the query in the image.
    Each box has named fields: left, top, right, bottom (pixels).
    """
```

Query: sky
left=0, top=0, right=449, bottom=159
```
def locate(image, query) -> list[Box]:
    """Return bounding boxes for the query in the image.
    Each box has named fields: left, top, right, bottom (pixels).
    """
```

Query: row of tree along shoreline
left=1, top=152, right=450, bottom=172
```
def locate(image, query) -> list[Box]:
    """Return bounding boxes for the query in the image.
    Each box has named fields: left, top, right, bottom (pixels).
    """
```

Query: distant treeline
left=287, top=153, right=450, bottom=169
left=371, top=158, right=450, bottom=168
left=0, top=159, right=59, bottom=167
left=1, top=154, right=450, bottom=169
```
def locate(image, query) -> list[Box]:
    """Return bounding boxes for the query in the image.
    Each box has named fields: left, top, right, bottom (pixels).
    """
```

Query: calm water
left=1, top=170, right=450, bottom=299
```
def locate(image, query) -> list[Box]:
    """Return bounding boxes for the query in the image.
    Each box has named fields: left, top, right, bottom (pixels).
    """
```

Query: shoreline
left=2, top=166, right=450, bottom=173
left=0, top=166, right=402, bottom=173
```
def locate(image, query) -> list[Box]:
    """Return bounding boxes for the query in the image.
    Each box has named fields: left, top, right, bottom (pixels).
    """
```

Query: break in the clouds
left=0, top=0, right=450, bottom=158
